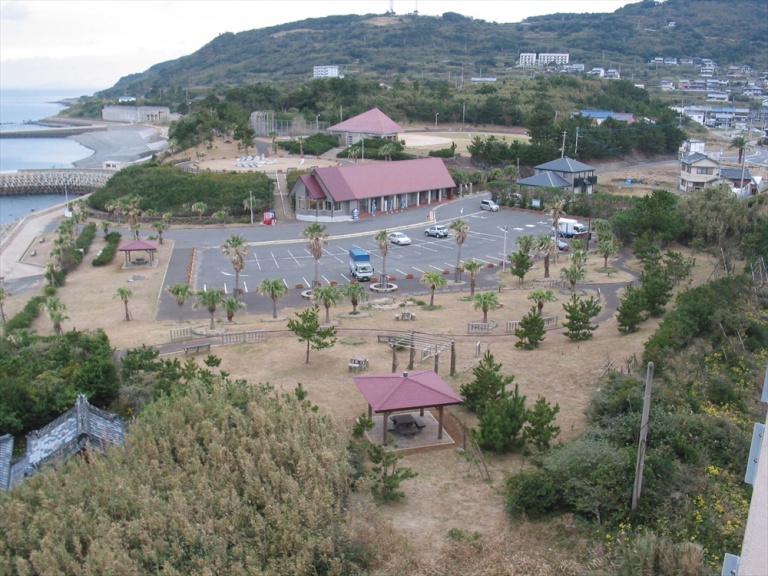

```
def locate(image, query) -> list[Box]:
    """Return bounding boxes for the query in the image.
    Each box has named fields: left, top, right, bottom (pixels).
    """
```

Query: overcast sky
left=1, top=0, right=638, bottom=91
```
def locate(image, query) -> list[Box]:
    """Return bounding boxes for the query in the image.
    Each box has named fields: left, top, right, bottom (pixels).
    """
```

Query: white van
left=480, top=199, right=499, bottom=212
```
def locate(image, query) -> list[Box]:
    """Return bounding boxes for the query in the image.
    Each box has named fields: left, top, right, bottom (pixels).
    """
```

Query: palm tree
left=421, top=271, right=448, bottom=307
left=0, top=286, right=9, bottom=324
left=100, top=220, right=110, bottom=235
left=131, top=222, right=142, bottom=241
left=597, top=237, right=619, bottom=268
left=729, top=135, right=748, bottom=164
left=222, top=234, right=249, bottom=296
left=195, top=288, right=224, bottom=330
left=527, top=288, right=556, bottom=315
left=545, top=195, right=568, bottom=260
left=374, top=229, right=390, bottom=285
left=536, top=234, right=558, bottom=279
left=167, top=283, right=193, bottom=323
left=473, top=291, right=500, bottom=323
left=222, top=296, right=246, bottom=322
left=213, top=210, right=229, bottom=227
left=115, top=287, right=133, bottom=321
left=517, top=234, right=535, bottom=255
left=561, top=263, right=586, bottom=291
left=256, top=278, right=288, bottom=319
left=123, top=195, right=143, bottom=234
left=450, top=218, right=469, bottom=282
left=302, top=222, right=328, bottom=288
left=462, top=259, right=483, bottom=296
left=342, top=282, right=368, bottom=314
left=41, top=297, right=67, bottom=335
left=268, top=131, right=278, bottom=154
left=312, top=284, right=343, bottom=323
left=191, top=201, right=207, bottom=223
left=152, top=220, right=168, bottom=244
left=378, top=142, right=397, bottom=161
left=591, top=218, right=613, bottom=243
left=44, top=263, right=60, bottom=287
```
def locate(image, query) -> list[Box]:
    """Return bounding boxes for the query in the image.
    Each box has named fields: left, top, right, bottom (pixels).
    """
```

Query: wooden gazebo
left=118, top=239, right=158, bottom=266
left=354, top=370, right=463, bottom=446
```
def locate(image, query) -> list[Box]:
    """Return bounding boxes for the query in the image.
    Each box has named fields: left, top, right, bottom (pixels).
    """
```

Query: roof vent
left=402, top=371, right=409, bottom=378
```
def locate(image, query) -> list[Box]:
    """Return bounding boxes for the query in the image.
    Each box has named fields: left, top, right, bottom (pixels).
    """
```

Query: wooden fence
left=222, top=330, right=267, bottom=344
left=505, top=315, right=558, bottom=333
left=169, top=327, right=192, bottom=341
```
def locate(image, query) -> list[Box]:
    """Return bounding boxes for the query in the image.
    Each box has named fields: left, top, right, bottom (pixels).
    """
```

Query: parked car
left=551, top=237, right=570, bottom=251
left=388, top=232, right=412, bottom=246
left=425, top=225, right=449, bottom=238
left=480, top=199, right=499, bottom=211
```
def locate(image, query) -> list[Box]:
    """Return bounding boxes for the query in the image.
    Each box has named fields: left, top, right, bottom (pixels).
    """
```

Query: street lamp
left=435, top=112, right=439, bottom=127
left=498, top=226, right=508, bottom=271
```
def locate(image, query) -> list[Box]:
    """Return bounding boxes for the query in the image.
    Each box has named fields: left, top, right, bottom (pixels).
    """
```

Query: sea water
left=0, top=88, right=98, bottom=225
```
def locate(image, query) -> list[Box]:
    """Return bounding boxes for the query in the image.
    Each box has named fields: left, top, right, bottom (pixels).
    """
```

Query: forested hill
left=107, top=0, right=765, bottom=96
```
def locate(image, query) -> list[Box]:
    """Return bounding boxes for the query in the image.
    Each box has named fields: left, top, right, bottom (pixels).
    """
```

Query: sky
left=0, top=0, right=638, bottom=91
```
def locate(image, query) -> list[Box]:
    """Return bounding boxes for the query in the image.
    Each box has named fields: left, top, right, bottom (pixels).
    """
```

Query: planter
left=330, top=281, right=338, bottom=286
left=442, top=269, right=450, bottom=275
left=295, top=283, right=304, bottom=289
left=350, top=278, right=358, bottom=284
left=487, top=263, right=494, bottom=268
left=406, top=273, right=414, bottom=279
left=388, top=275, right=397, bottom=281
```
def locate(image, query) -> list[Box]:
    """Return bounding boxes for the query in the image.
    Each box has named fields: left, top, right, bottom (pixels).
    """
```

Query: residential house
left=574, top=110, right=636, bottom=125
left=313, top=65, right=339, bottom=77
left=717, top=166, right=759, bottom=197
left=679, top=152, right=720, bottom=193
left=517, top=157, right=597, bottom=194
left=289, top=157, right=455, bottom=222
left=1, top=394, right=126, bottom=490
left=326, top=108, right=403, bottom=147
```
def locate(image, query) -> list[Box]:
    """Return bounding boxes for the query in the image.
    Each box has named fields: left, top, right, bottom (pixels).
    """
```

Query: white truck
left=349, top=248, right=374, bottom=281
left=554, top=217, right=588, bottom=238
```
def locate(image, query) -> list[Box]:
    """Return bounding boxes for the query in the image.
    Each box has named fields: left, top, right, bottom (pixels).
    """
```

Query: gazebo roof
left=118, top=239, right=159, bottom=251
left=516, top=171, right=571, bottom=188
left=355, top=369, right=462, bottom=413
left=327, top=107, right=404, bottom=135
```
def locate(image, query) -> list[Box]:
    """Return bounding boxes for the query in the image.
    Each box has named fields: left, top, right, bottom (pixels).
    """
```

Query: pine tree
left=514, top=306, right=546, bottom=350
left=640, top=265, right=674, bottom=317
left=523, top=396, right=561, bottom=451
left=617, top=284, right=647, bottom=333
left=508, top=251, right=534, bottom=283
left=562, top=294, right=602, bottom=341
left=287, top=306, right=337, bottom=363
left=474, top=384, right=527, bottom=452
left=460, top=350, right=514, bottom=413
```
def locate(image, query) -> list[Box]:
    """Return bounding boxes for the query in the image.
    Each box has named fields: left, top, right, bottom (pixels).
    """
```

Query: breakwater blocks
left=0, top=169, right=113, bottom=196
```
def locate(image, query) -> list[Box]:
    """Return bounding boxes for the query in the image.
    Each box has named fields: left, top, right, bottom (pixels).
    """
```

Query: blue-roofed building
left=517, top=157, right=597, bottom=194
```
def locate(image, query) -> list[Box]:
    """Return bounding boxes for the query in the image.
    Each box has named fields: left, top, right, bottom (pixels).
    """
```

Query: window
left=696, top=167, right=711, bottom=175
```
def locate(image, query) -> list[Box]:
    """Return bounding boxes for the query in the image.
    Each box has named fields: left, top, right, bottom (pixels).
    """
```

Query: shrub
left=92, top=232, right=122, bottom=267
left=506, top=470, right=560, bottom=517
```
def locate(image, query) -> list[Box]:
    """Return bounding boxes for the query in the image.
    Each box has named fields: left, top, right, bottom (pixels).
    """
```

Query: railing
left=169, top=327, right=192, bottom=341
left=467, top=321, right=491, bottom=334
left=505, top=315, right=558, bottom=333
left=222, top=330, right=267, bottom=344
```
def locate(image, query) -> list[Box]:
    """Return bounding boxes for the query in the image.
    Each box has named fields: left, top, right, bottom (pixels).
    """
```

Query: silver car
left=425, top=225, right=449, bottom=238
left=388, top=232, right=412, bottom=246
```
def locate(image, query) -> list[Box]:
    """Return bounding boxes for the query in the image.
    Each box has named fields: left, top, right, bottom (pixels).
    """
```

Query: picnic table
left=395, top=310, right=416, bottom=321
left=348, top=356, right=369, bottom=373
left=389, top=413, right=426, bottom=436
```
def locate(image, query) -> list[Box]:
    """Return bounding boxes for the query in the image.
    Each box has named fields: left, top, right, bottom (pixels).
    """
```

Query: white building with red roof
left=327, top=107, right=404, bottom=147
left=289, top=157, right=456, bottom=222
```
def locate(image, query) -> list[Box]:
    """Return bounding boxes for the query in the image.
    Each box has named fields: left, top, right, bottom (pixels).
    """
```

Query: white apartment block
left=538, top=53, right=569, bottom=66
left=313, top=65, right=339, bottom=78
left=518, top=53, right=538, bottom=67
left=517, top=53, right=569, bottom=67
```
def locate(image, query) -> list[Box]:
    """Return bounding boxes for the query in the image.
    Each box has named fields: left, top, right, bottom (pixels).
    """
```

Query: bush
left=505, top=470, right=560, bottom=517
left=92, top=232, right=122, bottom=267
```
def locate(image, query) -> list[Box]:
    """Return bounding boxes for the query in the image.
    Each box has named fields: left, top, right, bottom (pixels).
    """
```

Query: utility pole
left=632, top=362, right=655, bottom=511
left=561, top=131, right=567, bottom=158
left=249, top=190, right=254, bottom=225
left=574, top=127, right=580, bottom=156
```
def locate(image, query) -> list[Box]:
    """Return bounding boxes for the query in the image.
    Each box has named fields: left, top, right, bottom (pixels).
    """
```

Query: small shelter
left=355, top=370, right=462, bottom=446
left=327, top=107, right=404, bottom=147
left=118, top=239, right=158, bottom=265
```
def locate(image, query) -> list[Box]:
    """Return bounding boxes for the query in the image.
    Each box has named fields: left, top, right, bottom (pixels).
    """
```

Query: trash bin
left=352, top=208, right=359, bottom=220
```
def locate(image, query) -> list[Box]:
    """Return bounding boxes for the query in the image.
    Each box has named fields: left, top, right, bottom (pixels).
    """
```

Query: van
left=480, top=199, right=499, bottom=212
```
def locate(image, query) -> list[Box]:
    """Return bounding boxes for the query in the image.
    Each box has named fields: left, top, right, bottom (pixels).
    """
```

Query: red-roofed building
left=290, top=157, right=456, bottom=221
left=327, top=107, right=404, bottom=146
left=355, top=370, right=462, bottom=446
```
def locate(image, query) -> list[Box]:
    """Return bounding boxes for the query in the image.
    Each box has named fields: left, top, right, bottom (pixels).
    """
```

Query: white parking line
left=429, top=264, right=445, bottom=271
left=413, top=267, right=426, bottom=273
left=396, top=269, right=408, bottom=275
left=287, top=250, right=301, bottom=266
left=270, top=251, right=279, bottom=268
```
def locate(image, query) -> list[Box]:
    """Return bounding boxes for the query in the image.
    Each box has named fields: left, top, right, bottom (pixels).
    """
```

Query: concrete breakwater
left=0, top=169, right=113, bottom=196
left=0, top=125, right=108, bottom=139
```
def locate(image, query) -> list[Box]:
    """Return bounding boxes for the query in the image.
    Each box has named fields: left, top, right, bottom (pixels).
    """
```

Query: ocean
left=0, top=88, right=98, bottom=225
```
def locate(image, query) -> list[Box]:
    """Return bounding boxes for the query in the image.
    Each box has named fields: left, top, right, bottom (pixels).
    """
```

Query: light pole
left=435, top=112, right=439, bottom=127
left=498, top=226, right=508, bottom=271
left=249, top=190, right=254, bottom=225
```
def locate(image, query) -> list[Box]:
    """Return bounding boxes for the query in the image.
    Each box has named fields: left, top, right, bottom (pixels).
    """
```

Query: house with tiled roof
left=574, top=110, right=636, bottom=126
left=679, top=152, right=720, bottom=194
left=717, top=166, right=760, bottom=197
left=517, top=156, right=597, bottom=194
left=0, top=394, right=125, bottom=490
left=326, top=108, right=404, bottom=147
left=290, top=157, right=456, bottom=222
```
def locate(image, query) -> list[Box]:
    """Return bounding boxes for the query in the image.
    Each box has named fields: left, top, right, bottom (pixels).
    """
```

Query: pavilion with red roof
left=118, top=239, right=159, bottom=266
left=327, top=107, right=404, bottom=147
left=354, top=370, right=463, bottom=446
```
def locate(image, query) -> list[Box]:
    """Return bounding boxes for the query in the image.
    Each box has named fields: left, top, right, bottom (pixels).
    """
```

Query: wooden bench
left=348, top=363, right=363, bottom=373
left=184, top=343, right=211, bottom=355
